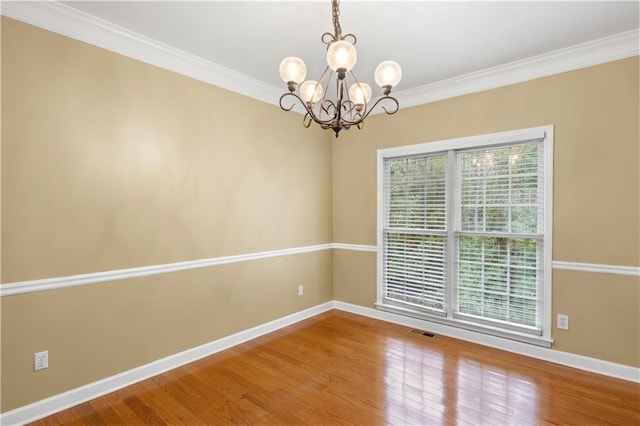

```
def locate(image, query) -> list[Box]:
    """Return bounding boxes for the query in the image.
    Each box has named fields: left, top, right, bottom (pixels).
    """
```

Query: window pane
left=458, top=144, right=541, bottom=234
left=387, top=155, right=447, bottom=230
left=456, top=236, right=539, bottom=328
left=384, top=232, right=446, bottom=312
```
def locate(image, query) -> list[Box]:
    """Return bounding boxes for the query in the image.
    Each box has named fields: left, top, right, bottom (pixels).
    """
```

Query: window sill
left=375, top=303, right=553, bottom=348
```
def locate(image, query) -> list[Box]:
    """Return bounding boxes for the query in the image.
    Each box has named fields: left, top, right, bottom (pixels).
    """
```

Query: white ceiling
left=8, top=1, right=640, bottom=105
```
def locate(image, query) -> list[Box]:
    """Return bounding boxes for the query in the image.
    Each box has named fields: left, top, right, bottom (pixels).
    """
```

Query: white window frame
left=376, top=126, right=553, bottom=346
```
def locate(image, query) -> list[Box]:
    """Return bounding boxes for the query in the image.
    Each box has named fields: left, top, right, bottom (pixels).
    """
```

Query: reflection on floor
left=31, top=309, right=640, bottom=425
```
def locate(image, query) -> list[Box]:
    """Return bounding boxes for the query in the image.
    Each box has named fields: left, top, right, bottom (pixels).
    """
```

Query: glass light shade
left=279, top=57, right=307, bottom=84
left=299, top=80, right=324, bottom=103
left=326, top=40, right=357, bottom=72
left=374, top=61, right=402, bottom=88
left=348, top=82, right=372, bottom=105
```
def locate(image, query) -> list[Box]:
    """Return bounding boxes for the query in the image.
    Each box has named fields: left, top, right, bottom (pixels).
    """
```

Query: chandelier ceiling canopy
left=279, top=0, right=402, bottom=138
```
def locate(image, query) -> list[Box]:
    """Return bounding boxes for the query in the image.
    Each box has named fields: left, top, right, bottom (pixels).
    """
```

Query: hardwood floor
left=31, top=310, right=639, bottom=425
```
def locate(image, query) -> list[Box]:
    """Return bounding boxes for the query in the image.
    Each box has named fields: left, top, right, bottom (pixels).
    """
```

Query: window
left=377, top=126, right=553, bottom=346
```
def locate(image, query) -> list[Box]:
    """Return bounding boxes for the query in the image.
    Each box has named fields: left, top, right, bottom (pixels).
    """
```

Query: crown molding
left=2, top=2, right=639, bottom=109
left=394, top=29, right=639, bottom=109
left=0, top=0, right=282, bottom=105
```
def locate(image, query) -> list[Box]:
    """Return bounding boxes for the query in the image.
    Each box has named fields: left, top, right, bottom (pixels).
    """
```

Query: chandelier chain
left=332, top=0, right=342, bottom=39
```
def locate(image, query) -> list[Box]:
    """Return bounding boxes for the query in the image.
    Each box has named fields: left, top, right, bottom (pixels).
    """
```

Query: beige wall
left=2, top=18, right=333, bottom=283
left=2, top=251, right=333, bottom=411
left=1, top=18, right=333, bottom=411
left=2, top=15, right=639, bottom=414
left=333, top=57, right=640, bottom=367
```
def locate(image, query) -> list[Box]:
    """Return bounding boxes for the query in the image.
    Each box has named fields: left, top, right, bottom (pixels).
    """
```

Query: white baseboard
left=333, top=301, right=640, bottom=384
left=0, top=302, right=334, bottom=426
left=3, top=299, right=638, bottom=425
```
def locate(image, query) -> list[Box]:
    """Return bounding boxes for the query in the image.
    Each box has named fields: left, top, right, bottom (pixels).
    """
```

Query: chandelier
left=278, top=0, right=402, bottom=137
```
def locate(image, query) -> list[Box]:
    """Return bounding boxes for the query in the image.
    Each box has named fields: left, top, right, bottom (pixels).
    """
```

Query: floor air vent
left=410, top=329, right=436, bottom=338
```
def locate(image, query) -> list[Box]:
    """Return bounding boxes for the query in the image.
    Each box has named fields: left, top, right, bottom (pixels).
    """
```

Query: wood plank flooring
left=31, top=310, right=640, bottom=425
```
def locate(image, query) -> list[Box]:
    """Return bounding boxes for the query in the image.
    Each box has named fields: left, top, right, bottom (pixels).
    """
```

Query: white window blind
left=454, top=143, right=544, bottom=334
left=382, top=154, right=447, bottom=314
left=377, top=126, right=552, bottom=345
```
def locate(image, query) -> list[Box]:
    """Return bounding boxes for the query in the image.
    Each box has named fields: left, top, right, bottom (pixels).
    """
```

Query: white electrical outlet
left=34, top=350, right=49, bottom=371
left=557, top=314, right=569, bottom=330
left=298, top=285, right=304, bottom=296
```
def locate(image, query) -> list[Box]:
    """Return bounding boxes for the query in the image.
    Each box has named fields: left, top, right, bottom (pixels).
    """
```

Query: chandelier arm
left=331, top=76, right=347, bottom=132
left=279, top=92, right=307, bottom=112
left=317, top=66, right=333, bottom=103
left=322, top=32, right=355, bottom=46
left=279, top=92, right=318, bottom=119
left=331, top=92, right=369, bottom=126
left=344, top=70, right=368, bottom=118
left=321, top=32, right=337, bottom=45
left=365, top=96, right=400, bottom=117
left=280, top=92, right=344, bottom=127
left=320, top=100, right=336, bottom=118
left=342, top=33, right=357, bottom=45
left=338, top=96, right=400, bottom=126
left=344, top=103, right=356, bottom=118
left=302, top=113, right=313, bottom=128
left=380, top=100, right=401, bottom=115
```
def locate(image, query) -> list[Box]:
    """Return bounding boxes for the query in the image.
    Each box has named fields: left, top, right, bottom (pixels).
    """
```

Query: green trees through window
left=456, top=144, right=542, bottom=329
left=385, top=154, right=447, bottom=312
